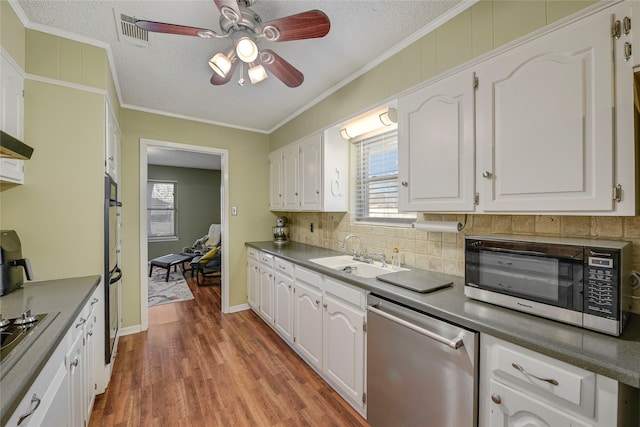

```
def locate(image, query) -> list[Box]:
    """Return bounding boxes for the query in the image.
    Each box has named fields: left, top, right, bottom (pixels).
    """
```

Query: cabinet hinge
left=293, top=337, right=296, bottom=343
left=612, top=19, right=622, bottom=39
left=473, top=74, right=479, bottom=90
left=623, top=16, right=631, bottom=36
left=613, top=184, right=622, bottom=202
left=362, top=392, right=367, bottom=405
left=363, top=321, right=367, bottom=333
left=474, top=193, right=479, bottom=205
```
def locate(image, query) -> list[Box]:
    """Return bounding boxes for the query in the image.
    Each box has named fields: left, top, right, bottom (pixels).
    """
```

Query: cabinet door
left=247, top=258, right=260, bottom=310
left=84, top=304, right=97, bottom=423
left=293, top=280, right=323, bottom=370
left=269, top=150, right=284, bottom=210
left=274, top=272, right=294, bottom=343
left=67, top=331, right=85, bottom=427
left=476, top=12, right=614, bottom=212
left=1, top=54, right=25, bottom=184
left=258, top=267, right=275, bottom=324
left=282, top=144, right=299, bottom=210
left=489, top=380, right=591, bottom=427
left=322, top=293, right=365, bottom=411
left=399, top=71, right=476, bottom=212
left=299, top=135, right=323, bottom=211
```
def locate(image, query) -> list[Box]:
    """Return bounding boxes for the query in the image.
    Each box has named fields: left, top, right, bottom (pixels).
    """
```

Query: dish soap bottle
left=392, top=247, right=400, bottom=269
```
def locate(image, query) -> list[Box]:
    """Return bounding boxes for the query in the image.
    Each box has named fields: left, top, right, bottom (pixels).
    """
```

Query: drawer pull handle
left=75, top=317, right=86, bottom=328
left=71, top=358, right=79, bottom=367
left=17, top=394, right=41, bottom=425
left=512, top=363, right=559, bottom=386
left=91, top=297, right=99, bottom=306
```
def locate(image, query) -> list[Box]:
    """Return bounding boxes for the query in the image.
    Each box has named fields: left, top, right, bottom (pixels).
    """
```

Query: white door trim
left=139, top=138, right=230, bottom=331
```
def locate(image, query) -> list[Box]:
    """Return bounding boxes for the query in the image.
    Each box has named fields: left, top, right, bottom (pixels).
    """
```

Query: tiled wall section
left=284, top=212, right=640, bottom=313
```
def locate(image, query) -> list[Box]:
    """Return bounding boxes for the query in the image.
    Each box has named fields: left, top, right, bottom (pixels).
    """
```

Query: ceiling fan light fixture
left=209, top=53, right=232, bottom=77
left=236, top=37, right=259, bottom=63
left=248, top=64, right=268, bottom=84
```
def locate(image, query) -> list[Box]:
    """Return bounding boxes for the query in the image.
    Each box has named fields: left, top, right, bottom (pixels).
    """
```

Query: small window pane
left=147, top=181, right=177, bottom=239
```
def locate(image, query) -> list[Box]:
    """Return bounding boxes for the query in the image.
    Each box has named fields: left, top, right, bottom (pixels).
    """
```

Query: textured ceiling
left=14, top=0, right=467, bottom=133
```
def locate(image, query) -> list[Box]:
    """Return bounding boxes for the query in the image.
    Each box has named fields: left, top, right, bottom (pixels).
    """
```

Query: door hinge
left=613, top=184, right=622, bottom=202
left=473, top=74, right=479, bottom=90
left=474, top=193, right=479, bottom=205
left=362, top=392, right=367, bottom=405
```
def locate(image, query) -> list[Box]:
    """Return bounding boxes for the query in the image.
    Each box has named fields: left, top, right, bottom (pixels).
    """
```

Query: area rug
left=148, top=265, right=194, bottom=308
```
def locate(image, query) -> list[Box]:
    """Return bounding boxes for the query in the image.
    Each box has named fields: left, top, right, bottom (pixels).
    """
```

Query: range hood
left=0, top=130, right=34, bottom=160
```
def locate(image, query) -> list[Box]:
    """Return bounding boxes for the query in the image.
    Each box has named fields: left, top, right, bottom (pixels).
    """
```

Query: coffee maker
left=272, top=217, right=289, bottom=245
left=1, top=230, right=34, bottom=296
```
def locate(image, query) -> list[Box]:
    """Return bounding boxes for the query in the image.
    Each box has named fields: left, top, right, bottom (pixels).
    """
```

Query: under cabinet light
left=340, top=106, right=398, bottom=140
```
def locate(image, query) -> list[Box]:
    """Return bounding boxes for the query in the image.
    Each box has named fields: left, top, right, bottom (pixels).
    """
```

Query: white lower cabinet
left=273, top=259, right=294, bottom=344
left=293, top=268, right=323, bottom=370
left=322, top=278, right=366, bottom=414
left=480, top=334, right=638, bottom=427
left=246, top=248, right=260, bottom=310
left=7, top=285, right=104, bottom=427
left=246, top=250, right=367, bottom=417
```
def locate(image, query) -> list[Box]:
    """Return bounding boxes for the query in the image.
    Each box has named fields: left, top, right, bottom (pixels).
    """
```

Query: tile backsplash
left=283, top=212, right=640, bottom=314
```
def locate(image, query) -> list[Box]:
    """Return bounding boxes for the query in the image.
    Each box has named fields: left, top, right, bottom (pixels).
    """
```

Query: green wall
left=119, top=109, right=273, bottom=327
left=269, top=0, right=597, bottom=149
left=147, top=165, right=222, bottom=260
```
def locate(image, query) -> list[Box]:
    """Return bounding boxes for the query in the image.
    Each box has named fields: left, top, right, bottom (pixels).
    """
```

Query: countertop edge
left=246, top=241, right=640, bottom=389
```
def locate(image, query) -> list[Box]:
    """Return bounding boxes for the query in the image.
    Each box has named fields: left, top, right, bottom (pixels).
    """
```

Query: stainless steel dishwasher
left=367, top=294, right=478, bottom=427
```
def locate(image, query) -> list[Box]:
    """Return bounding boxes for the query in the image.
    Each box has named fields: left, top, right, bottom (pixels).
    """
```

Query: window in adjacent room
left=352, top=129, right=416, bottom=224
left=147, top=180, right=177, bottom=240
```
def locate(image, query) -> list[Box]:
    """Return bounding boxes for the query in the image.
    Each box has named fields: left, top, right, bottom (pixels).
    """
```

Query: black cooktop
left=0, top=312, right=59, bottom=377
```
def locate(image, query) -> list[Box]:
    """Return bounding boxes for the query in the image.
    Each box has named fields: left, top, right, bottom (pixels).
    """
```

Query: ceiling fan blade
left=260, top=49, right=304, bottom=88
left=210, top=60, right=238, bottom=85
left=261, top=10, right=330, bottom=42
left=134, top=18, right=218, bottom=38
left=214, top=0, right=243, bottom=23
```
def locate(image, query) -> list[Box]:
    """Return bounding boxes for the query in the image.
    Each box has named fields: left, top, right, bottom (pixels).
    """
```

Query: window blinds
left=352, top=130, right=415, bottom=223
left=147, top=181, right=176, bottom=238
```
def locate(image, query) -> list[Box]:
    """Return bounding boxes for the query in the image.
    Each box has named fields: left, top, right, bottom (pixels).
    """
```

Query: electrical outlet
left=231, top=206, right=237, bottom=216
left=310, top=222, right=314, bottom=232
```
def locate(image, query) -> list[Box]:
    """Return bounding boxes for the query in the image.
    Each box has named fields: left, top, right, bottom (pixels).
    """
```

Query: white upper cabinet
left=1, top=54, right=26, bottom=184
left=399, top=71, right=476, bottom=212
left=270, top=131, right=348, bottom=212
left=396, top=2, right=636, bottom=215
left=105, top=101, right=121, bottom=182
left=476, top=9, right=616, bottom=213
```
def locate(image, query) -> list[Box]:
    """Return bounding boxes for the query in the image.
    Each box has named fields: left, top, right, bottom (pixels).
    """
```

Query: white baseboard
left=228, top=303, right=250, bottom=313
left=119, top=324, right=143, bottom=336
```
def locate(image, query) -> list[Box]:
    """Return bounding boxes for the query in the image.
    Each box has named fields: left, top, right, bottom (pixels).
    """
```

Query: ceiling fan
left=128, top=0, right=330, bottom=88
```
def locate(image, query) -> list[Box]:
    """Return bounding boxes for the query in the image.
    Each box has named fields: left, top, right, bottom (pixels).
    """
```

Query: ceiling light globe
left=248, top=64, right=268, bottom=84
left=236, top=38, right=258, bottom=63
left=209, top=53, right=232, bottom=78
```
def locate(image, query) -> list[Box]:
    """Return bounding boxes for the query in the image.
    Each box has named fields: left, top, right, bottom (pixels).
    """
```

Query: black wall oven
left=104, top=175, right=122, bottom=364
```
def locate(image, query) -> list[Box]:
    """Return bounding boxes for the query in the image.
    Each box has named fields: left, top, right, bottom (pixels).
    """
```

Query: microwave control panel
left=584, top=249, right=619, bottom=320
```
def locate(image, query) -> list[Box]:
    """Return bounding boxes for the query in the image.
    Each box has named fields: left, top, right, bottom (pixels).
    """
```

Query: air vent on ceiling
left=116, top=12, right=150, bottom=47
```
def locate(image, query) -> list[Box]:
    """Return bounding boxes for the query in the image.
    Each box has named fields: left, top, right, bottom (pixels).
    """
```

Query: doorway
left=139, top=138, right=230, bottom=332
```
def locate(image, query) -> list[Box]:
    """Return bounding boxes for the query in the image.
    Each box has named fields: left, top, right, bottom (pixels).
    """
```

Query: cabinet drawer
left=294, top=266, right=322, bottom=288
left=324, top=277, right=365, bottom=308
left=493, top=340, right=596, bottom=416
left=259, top=252, right=274, bottom=268
left=247, top=247, right=259, bottom=261
left=274, top=258, right=293, bottom=276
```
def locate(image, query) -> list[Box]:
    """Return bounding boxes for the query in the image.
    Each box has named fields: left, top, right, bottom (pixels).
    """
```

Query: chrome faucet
left=379, top=253, right=387, bottom=268
left=340, top=234, right=364, bottom=261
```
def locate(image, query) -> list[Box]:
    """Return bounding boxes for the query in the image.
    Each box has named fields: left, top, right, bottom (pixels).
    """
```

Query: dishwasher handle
left=367, top=304, right=465, bottom=350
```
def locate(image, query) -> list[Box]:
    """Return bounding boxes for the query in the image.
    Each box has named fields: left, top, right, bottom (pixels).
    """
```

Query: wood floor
left=89, top=270, right=369, bottom=426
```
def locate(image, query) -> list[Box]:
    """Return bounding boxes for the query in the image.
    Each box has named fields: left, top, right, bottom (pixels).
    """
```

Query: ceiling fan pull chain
left=238, top=62, right=246, bottom=86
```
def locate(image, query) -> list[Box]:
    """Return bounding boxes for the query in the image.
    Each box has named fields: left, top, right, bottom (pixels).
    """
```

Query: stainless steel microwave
left=464, top=234, right=632, bottom=336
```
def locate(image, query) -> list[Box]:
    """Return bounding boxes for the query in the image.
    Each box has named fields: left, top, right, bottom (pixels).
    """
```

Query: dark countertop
left=0, top=275, right=100, bottom=425
left=247, top=241, right=640, bottom=389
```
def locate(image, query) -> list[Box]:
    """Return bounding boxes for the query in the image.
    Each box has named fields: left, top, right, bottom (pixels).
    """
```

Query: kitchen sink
left=309, top=255, right=408, bottom=278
